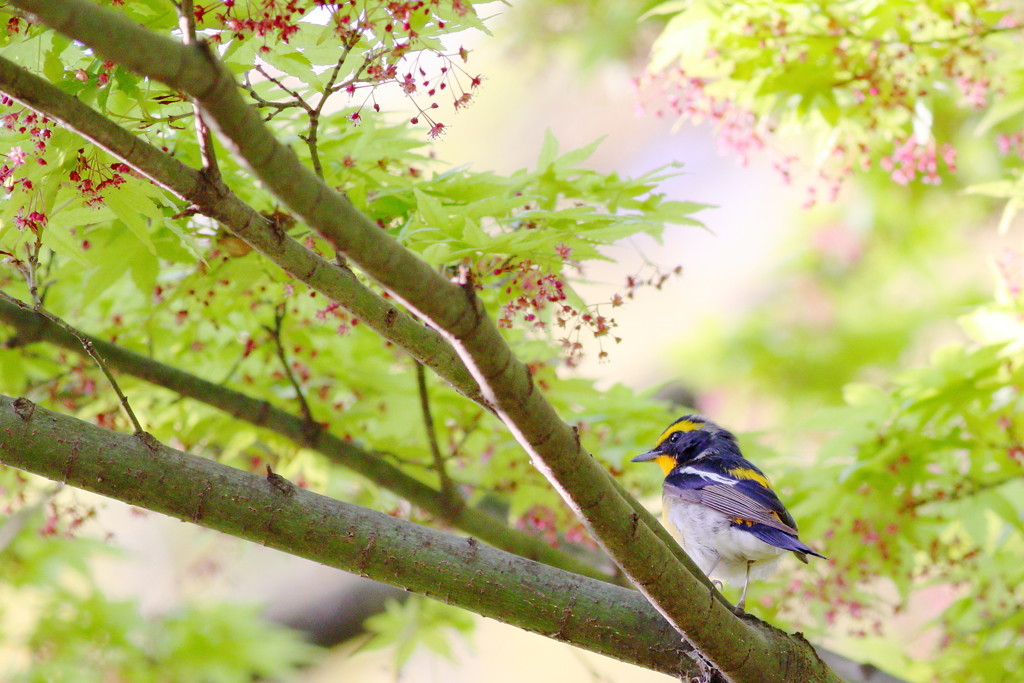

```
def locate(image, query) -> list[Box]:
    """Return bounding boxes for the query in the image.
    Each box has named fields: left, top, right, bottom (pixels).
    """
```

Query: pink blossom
left=6, top=146, right=26, bottom=166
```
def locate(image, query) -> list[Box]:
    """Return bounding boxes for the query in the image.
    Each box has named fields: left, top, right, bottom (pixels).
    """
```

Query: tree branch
left=0, top=296, right=611, bottom=582
left=254, top=64, right=312, bottom=112
left=6, top=2, right=840, bottom=679
left=242, top=71, right=304, bottom=117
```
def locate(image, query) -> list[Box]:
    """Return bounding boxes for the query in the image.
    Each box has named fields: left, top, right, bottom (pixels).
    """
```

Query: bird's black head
left=631, top=415, right=736, bottom=475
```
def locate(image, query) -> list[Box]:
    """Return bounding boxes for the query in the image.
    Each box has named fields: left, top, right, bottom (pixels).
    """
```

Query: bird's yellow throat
left=655, top=455, right=676, bottom=476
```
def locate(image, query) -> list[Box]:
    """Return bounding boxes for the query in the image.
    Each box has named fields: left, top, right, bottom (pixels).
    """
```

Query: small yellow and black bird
left=632, top=415, right=825, bottom=611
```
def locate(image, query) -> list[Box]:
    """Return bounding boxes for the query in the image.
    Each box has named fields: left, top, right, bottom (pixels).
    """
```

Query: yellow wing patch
left=728, top=467, right=772, bottom=489
left=655, top=418, right=704, bottom=448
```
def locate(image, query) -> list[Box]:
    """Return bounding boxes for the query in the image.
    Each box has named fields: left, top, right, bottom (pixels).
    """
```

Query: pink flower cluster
left=13, top=209, right=47, bottom=233
left=492, top=258, right=569, bottom=331
left=0, top=102, right=53, bottom=192
left=68, top=149, right=131, bottom=206
left=635, top=69, right=767, bottom=166
left=879, top=138, right=957, bottom=185
left=214, top=0, right=481, bottom=139
left=997, top=131, right=1024, bottom=158
left=518, top=505, right=593, bottom=549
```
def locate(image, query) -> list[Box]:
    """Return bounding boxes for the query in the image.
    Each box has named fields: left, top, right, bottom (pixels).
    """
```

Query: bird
left=632, top=414, right=825, bottom=611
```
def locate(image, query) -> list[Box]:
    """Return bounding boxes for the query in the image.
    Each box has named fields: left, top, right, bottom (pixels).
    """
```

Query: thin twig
left=416, top=362, right=459, bottom=508
left=264, top=303, right=316, bottom=427
left=326, top=48, right=380, bottom=96
left=110, top=110, right=195, bottom=127
left=317, top=36, right=361, bottom=103
left=303, top=116, right=324, bottom=178
left=302, top=40, right=359, bottom=177
left=34, top=247, right=57, bottom=308
left=241, top=72, right=304, bottom=114
left=448, top=410, right=483, bottom=459
left=11, top=230, right=47, bottom=306
left=0, top=290, right=147, bottom=435
left=255, top=65, right=312, bottom=111
left=175, top=0, right=220, bottom=182
left=375, top=448, right=449, bottom=471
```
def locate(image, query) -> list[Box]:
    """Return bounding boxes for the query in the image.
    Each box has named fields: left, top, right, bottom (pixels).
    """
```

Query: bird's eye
left=668, top=432, right=681, bottom=443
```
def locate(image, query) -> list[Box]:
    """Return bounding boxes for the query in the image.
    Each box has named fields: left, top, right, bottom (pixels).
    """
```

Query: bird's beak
left=630, top=450, right=660, bottom=463
left=631, top=449, right=676, bottom=476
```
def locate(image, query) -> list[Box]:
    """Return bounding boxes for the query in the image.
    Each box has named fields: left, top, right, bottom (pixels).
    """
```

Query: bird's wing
left=664, top=468, right=800, bottom=535
left=744, top=523, right=826, bottom=560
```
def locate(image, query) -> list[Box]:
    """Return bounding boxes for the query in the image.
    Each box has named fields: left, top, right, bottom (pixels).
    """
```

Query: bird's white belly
left=663, top=500, right=785, bottom=586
